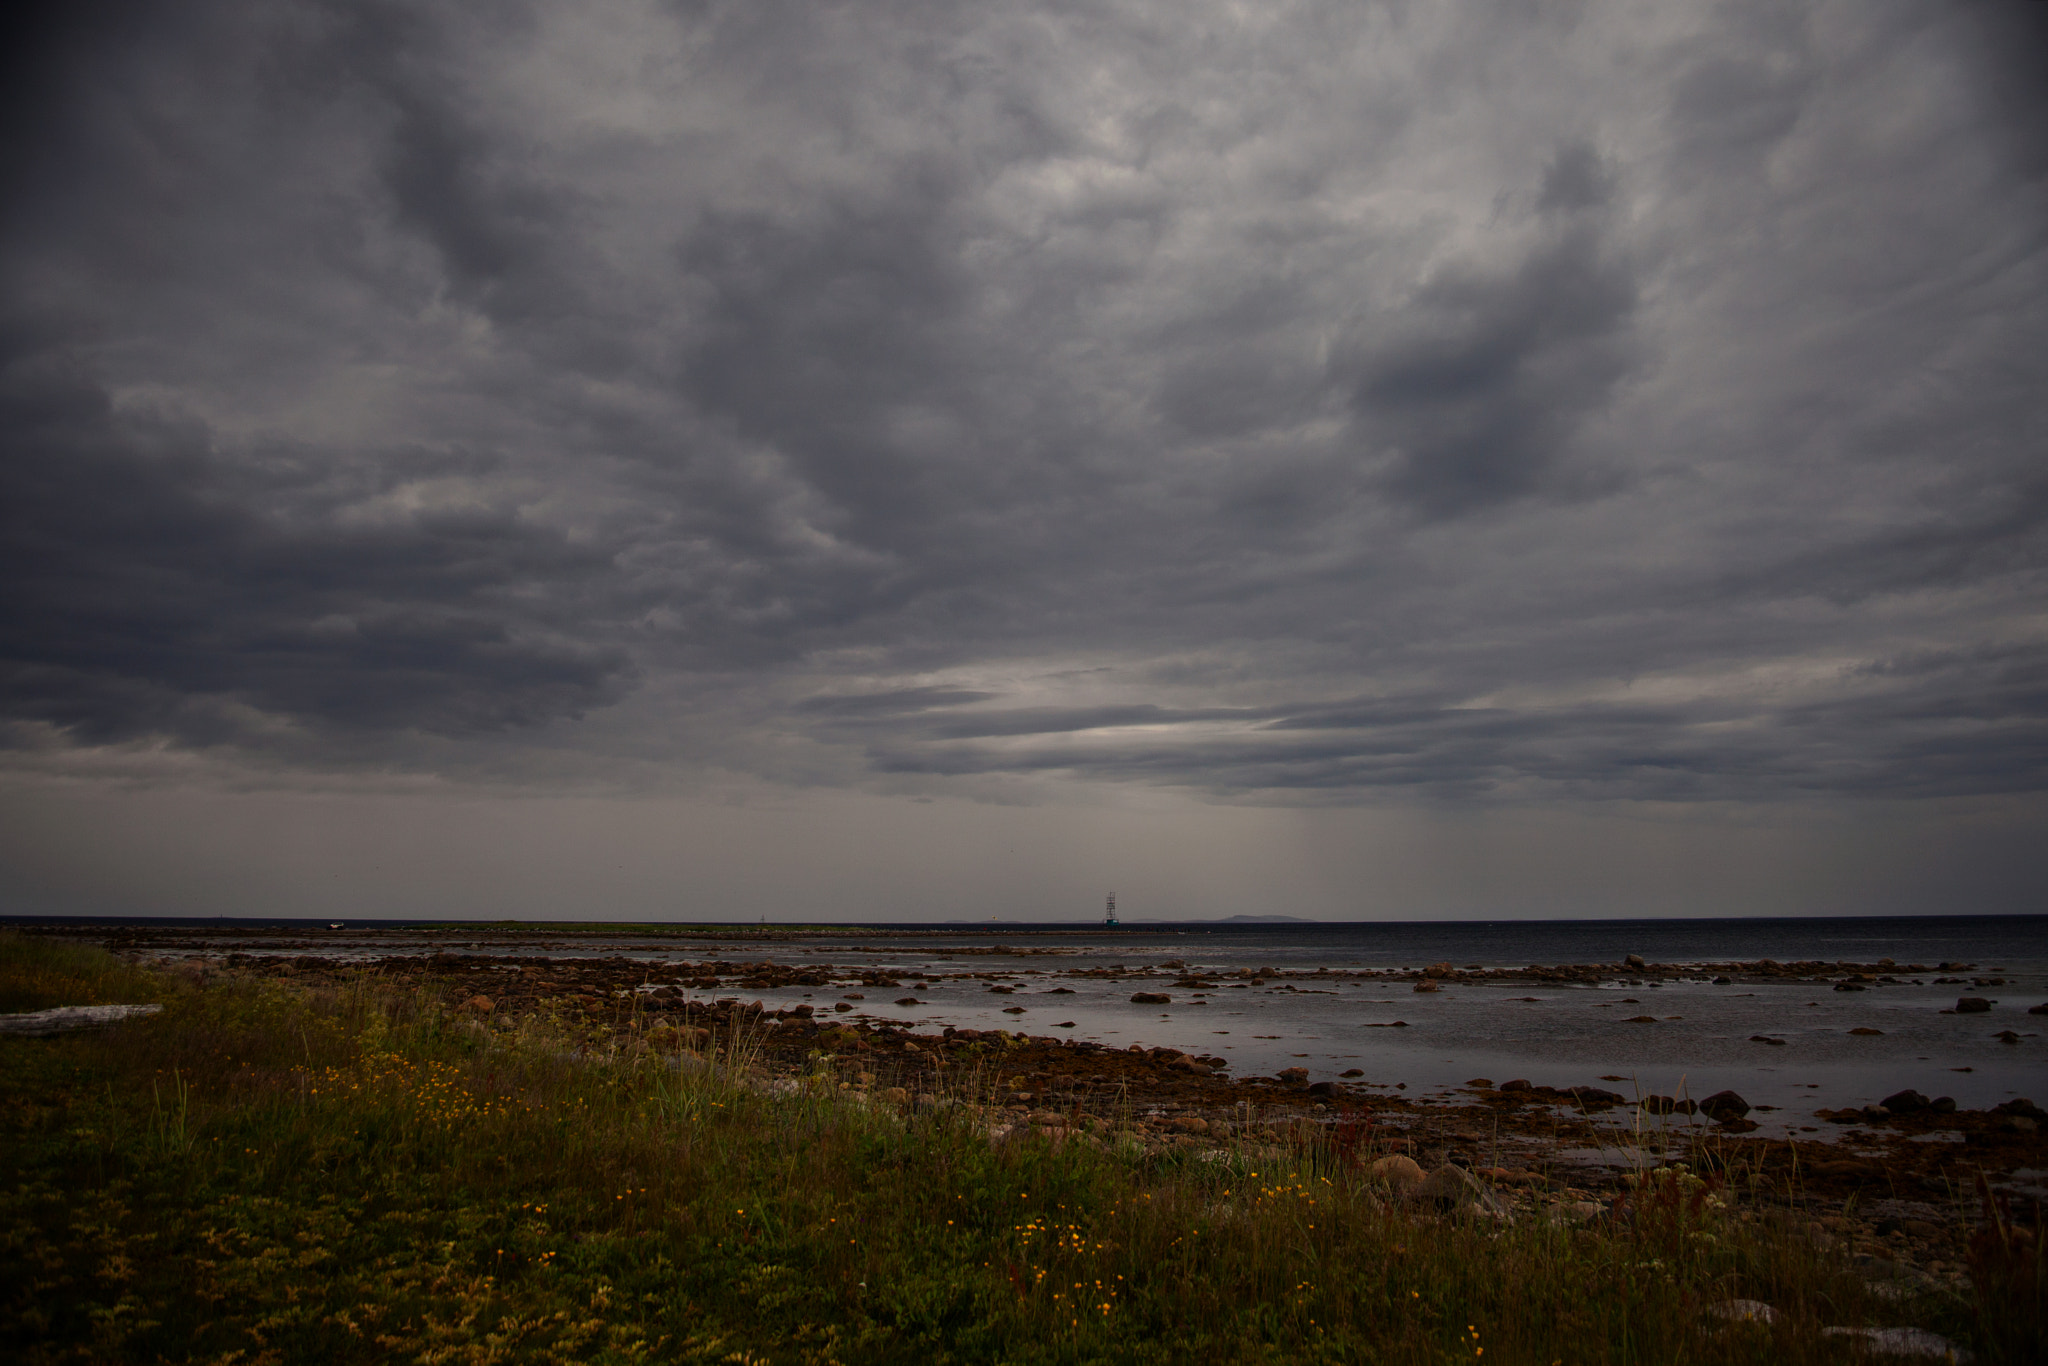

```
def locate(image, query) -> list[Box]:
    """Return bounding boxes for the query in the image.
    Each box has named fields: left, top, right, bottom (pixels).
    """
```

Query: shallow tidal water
left=137, top=913, right=2047, bottom=1140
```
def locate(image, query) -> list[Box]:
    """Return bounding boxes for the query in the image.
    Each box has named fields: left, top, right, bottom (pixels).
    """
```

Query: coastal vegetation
left=1, top=932, right=2035, bottom=1364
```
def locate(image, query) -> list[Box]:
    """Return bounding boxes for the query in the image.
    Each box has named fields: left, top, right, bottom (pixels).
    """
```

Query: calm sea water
left=109, top=914, right=2048, bottom=1137
left=685, top=915, right=2048, bottom=1135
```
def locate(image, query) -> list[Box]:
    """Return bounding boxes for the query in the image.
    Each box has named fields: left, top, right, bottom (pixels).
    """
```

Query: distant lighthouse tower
left=1104, top=891, right=1119, bottom=928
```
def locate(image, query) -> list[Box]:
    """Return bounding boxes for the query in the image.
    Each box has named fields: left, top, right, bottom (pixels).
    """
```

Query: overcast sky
left=3, top=0, right=2045, bottom=923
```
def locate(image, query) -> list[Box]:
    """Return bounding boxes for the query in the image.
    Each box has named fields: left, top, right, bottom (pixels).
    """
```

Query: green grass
left=1, top=932, right=2034, bottom=1364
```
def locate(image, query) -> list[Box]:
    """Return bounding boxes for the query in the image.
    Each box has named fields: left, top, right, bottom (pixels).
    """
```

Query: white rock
left=1706, top=1299, right=1778, bottom=1325
left=0, top=1004, right=164, bottom=1036
left=1821, top=1326, right=1972, bottom=1362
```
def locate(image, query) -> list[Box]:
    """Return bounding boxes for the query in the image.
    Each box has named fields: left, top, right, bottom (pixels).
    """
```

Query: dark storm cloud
left=1341, top=142, right=1640, bottom=518
left=1, top=0, right=2044, bottom=812
left=0, top=333, right=628, bottom=747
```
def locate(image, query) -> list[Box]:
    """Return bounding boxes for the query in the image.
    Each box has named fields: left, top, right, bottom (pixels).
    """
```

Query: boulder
left=1412, top=980, right=1441, bottom=993
left=1307, top=1081, right=1337, bottom=1097
left=1954, top=998, right=1992, bottom=1013
left=1880, top=1089, right=1930, bottom=1114
left=1369, top=1154, right=1425, bottom=1188
left=1130, top=992, right=1171, bottom=1005
left=1698, top=1090, right=1751, bottom=1122
left=1411, top=1164, right=1510, bottom=1217
left=1641, top=1095, right=1679, bottom=1114
left=1993, top=1097, right=2047, bottom=1121
left=1277, top=1066, right=1310, bottom=1084
left=2030, top=1002, right=2048, bottom=1016
left=1625, top=954, right=1646, bottom=969
left=1499, top=1078, right=1533, bottom=1092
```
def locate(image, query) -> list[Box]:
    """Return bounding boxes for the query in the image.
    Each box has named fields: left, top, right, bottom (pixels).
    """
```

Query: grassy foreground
left=0, top=934, right=2032, bottom=1365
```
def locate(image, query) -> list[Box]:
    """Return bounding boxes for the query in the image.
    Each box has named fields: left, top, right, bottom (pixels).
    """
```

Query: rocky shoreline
left=119, top=940, right=2042, bottom=1289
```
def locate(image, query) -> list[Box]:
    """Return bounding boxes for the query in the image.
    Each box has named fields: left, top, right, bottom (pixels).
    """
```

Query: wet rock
left=1699, top=1090, right=1751, bottom=1122
left=1994, top=1029, right=2020, bottom=1043
left=1624, top=954, right=1646, bottom=969
left=894, top=997, right=923, bottom=1006
left=1713, top=976, right=1733, bottom=985
left=1277, top=1067, right=1310, bottom=1084
left=1130, top=992, right=1171, bottom=1005
left=1881, top=1089, right=1930, bottom=1114
left=1412, top=980, right=1441, bottom=993
left=1993, top=1097, right=2047, bottom=1121
left=1499, top=1078, right=1533, bottom=1092
left=1749, top=1035, right=1786, bottom=1045
left=1564, top=1086, right=1627, bottom=1106
left=1340, top=1068, right=1365, bottom=1078
left=1954, top=998, right=1992, bottom=1013
left=1849, top=1027, right=1883, bottom=1036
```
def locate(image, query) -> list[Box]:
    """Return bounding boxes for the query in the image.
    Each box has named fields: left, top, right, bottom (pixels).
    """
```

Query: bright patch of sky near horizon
left=1, top=0, right=2044, bottom=921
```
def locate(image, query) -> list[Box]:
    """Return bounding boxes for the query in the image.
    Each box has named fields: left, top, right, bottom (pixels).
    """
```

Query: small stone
left=894, top=997, right=922, bottom=1006
left=1994, top=1030, right=2020, bottom=1043
left=1699, top=1090, right=1751, bottom=1122
left=1954, top=998, right=1992, bottom=1013
left=1749, top=1034, right=1786, bottom=1045
left=1412, top=980, right=1441, bottom=992
left=1849, top=1027, right=1883, bottom=1035
left=1625, top=1015, right=1660, bottom=1023
left=1340, top=1068, right=1365, bottom=1078
left=1129, top=992, right=1171, bottom=1005
left=1499, top=1078, right=1533, bottom=1092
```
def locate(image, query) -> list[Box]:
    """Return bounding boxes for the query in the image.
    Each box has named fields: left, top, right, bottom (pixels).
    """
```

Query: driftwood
left=0, top=1004, right=164, bottom=1037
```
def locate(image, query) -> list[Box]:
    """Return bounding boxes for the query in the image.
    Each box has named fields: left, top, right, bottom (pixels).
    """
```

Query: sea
left=63, top=913, right=2048, bottom=1139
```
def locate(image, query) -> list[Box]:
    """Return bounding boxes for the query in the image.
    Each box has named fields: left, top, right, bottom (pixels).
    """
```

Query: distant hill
left=1214, top=915, right=1319, bottom=923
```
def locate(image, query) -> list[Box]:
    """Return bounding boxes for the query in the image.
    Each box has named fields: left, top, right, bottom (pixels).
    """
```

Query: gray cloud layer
left=3, top=0, right=2045, bottom=809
